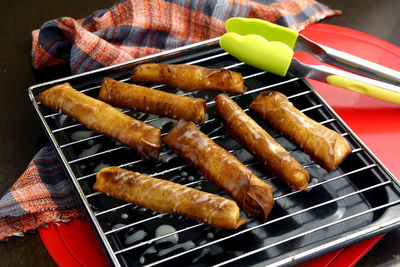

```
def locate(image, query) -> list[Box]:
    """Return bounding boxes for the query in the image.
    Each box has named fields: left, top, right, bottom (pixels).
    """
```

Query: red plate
left=39, top=23, right=400, bottom=267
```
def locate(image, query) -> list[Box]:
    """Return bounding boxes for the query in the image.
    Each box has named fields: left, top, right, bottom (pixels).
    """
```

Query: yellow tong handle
left=327, top=75, right=400, bottom=104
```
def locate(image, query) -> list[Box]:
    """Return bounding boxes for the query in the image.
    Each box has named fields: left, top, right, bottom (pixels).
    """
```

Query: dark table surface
left=1, top=0, right=399, bottom=266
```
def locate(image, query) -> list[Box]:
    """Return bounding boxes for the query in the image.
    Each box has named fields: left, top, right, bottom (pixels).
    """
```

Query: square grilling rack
left=29, top=38, right=400, bottom=266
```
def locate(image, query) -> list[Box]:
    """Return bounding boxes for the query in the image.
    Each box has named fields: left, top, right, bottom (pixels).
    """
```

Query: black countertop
left=0, top=0, right=399, bottom=266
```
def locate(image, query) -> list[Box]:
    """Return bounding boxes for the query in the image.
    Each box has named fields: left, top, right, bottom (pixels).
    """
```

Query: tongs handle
left=226, top=17, right=400, bottom=84
left=327, top=74, right=400, bottom=104
left=220, top=32, right=400, bottom=105
left=291, top=59, right=400, bottom=104
left=318, top=43, right=400, bottom=84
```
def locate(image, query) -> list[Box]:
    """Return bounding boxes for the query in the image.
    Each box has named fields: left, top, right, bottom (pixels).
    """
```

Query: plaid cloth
left=32, top=0, right=339, bottom=74
left=0, top=145, right=83, bottom=240
left=1, top=0, right=339, bottom=240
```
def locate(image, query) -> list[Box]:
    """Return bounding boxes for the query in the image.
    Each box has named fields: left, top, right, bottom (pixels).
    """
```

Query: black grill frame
left=29, top=38, right=400, bottom=267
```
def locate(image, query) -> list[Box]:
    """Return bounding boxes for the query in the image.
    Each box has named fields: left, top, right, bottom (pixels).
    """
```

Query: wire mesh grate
left=29, top=39, right=400, bottom=267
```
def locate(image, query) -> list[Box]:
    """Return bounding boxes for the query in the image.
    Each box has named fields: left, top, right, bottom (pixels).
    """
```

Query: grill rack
left=29, top=38, right=400, bottom=267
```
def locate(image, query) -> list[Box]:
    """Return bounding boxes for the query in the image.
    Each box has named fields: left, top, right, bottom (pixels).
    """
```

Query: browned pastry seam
left=37, top=82, right=161, bottom=160
left=98, top=77, right=207, bottom=124
left=249, top=91, right=352, bottom=171
left=215, top=94, right=309, bottom=191
left=162, top=119, right=274, bottom=222
left=94, top=166, right=246, bottom=229
left=131, top=63, right=247, bottom=94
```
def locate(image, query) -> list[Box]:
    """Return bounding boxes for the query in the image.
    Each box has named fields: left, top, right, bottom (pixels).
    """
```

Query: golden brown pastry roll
left=94, top=166, right=246, bottom=229
left=249, top=91, right=352, bottom=172
left=37, top=83, right=161, bottom=160
left=98, top=77, right=207, bottom=124
left=215, top=94, right=309, bottom=191
left=163, top=119, right=274, bottom=222
left=131, top=63, right=247, bottom=94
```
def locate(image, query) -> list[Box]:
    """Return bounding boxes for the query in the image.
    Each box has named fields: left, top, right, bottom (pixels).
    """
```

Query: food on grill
left=163, top=119, right=274, bottom=221
left=94, top=166, right=247, bottom=229
left=249, top=91, right=352, bottom=171
left=37, top=83, right=161, bottom=160
left=215, top=94, right=309, bottom=191
left=98, top=77, right=207, bottom=124
left=131, top=63, right=247, bottom=94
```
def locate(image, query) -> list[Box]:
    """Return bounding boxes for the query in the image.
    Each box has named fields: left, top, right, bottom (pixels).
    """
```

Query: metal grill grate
left=29, top=38, right=400, bottom=267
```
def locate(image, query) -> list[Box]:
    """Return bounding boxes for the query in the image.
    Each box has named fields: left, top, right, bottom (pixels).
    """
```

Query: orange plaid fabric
left=32, top=0, right=339, bottom=74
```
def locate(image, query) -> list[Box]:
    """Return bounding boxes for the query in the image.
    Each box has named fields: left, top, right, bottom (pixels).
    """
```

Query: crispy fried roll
left=94, top=166, right=246, bottom=229
left=131, top=63, right=247, bottom=94
left=215, top=94, right=309, bottom=191
left=163, top=120, right=274, bottom=221
left=37, top=83, right=161, bottom=160
left=98, top=77, right=207, bottom=124
left=249, top=91, right=352, bottom=171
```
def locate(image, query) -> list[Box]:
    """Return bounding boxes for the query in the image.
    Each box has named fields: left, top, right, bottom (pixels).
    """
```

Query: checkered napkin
left=1, top=0, right=339, bottom=240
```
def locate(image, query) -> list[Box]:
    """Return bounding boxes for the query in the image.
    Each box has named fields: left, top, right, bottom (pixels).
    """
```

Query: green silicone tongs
left=219, top=17, right=400, bottom=105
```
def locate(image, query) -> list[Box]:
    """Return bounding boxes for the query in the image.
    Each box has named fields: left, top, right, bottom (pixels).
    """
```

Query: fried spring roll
left=94, top=166, right=246, bottom=229
left=163, top=120, right=274, bottom=221
left=131, top=63, right=247, bottom=94
left=249, top=91, right=352, bottom=171
left=215, top=94, right=309, bottom=191
left=98, top=77, right=207, bottom=124
left=37, top=83, right=161, bottom=160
